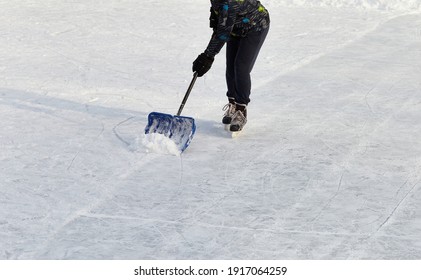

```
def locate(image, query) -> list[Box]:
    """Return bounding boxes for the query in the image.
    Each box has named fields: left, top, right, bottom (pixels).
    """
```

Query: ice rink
left=1, top=0, right=420, bottom=259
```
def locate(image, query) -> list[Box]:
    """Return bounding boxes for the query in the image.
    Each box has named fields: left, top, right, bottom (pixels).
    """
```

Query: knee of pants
left=234, top=66, right=251, bottom=80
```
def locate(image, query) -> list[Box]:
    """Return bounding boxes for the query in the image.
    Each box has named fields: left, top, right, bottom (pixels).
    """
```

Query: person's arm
left=193, top=1, right=239, bottom=77
left=204, top=0, right=238, bottom=58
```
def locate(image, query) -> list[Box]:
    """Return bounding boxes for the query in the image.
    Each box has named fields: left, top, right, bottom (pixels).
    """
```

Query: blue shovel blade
left=145, top=112, right=196, bottom=152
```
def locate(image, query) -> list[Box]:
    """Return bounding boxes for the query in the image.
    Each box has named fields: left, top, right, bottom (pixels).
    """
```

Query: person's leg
left=225, top=36, right=241, bottom=101
left=222, top=37, right=241, bottom=125
left=229, top=27, right=269, bottom=132
left=233, top=27, right=269, bottom=106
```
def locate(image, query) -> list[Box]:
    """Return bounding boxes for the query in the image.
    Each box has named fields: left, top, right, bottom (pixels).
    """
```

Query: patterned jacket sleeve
left=204, top=0, right=239, bottom=58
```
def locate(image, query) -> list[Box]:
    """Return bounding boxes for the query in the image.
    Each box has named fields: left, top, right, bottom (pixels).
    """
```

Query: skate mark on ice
left=364, top=87, right=376, bottom=114
left=310, top=172, right=344, bottom=223
left=79, top=212, right=421, bottom=240
left=375, top=180, right=420, bottom=235
left=67, top=121, right=105, bottom=171
left=34, top=152, right=158, bottom=258
left=112, top=116, right=137, bottom=148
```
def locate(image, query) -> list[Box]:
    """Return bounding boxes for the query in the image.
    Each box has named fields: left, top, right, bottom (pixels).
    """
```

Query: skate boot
left=222, top=98, right=236, bottom=125
left=230, top=104, right=247, bottom=132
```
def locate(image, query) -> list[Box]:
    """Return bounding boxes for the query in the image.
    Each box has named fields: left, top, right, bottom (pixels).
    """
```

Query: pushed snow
left=142, top=133, right=181, bottom=156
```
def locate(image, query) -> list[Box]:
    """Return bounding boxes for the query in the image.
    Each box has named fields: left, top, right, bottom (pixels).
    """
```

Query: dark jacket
left=205, top=0, right=270, bottom=57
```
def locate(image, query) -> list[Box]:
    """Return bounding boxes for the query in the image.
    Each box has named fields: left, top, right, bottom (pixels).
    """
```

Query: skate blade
left=230, top=127, right=244, bottom=138
left=224, top=124, right=243, bottom=138
left=231, top=131, right=241, bottom=138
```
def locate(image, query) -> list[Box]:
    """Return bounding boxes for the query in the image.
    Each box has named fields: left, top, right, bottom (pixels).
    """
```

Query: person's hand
left=192, top=53, right=214, bottom=77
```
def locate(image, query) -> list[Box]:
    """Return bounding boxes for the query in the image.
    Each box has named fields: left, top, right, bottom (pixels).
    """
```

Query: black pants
left=225, top=27, right=269, bottom=106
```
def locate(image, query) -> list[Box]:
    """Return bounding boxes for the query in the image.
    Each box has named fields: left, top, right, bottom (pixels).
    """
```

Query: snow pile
left=142, top=133, right=181, bottom=156
left=265, top=0, right=421, bottom=12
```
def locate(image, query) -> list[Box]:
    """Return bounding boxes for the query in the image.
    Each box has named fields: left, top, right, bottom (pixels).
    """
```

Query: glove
left=192, top=53, right=214, bottom=77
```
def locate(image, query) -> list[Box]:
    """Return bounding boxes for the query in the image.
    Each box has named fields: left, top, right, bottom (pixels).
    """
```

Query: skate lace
left=231, top=110, right=246, bottom=124
left=222, top=103, right=235, bottom=117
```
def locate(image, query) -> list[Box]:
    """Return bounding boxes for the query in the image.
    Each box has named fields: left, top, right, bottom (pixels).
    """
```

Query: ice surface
left=268, top=0, right=421, bottom=12
left=1, top=0, right=421, bottom=259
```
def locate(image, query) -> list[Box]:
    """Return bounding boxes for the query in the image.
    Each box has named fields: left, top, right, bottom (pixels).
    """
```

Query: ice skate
left=222, top=98, right=236, bottom=125
left=230, top=105, right=247, bottom=134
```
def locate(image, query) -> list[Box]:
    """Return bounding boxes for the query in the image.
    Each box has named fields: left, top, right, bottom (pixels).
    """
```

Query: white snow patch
left=265, top=0, right=421, bottom=12
left=142, top=133, right=181, bottom=156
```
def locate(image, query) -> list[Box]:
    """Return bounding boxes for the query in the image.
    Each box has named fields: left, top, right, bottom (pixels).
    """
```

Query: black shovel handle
left=176, top=72, right=199, bottom=116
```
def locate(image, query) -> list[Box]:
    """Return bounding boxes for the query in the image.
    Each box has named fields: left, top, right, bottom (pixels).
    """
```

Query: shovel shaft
left=177, top=72, right=198, bottom=116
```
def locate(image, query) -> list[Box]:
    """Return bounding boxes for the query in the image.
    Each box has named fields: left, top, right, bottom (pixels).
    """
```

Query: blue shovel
left=144, top=72, right=198, bottom=152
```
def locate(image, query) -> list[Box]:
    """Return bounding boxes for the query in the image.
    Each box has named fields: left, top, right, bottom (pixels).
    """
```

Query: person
left=193, top=0, right=270, bottom=132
